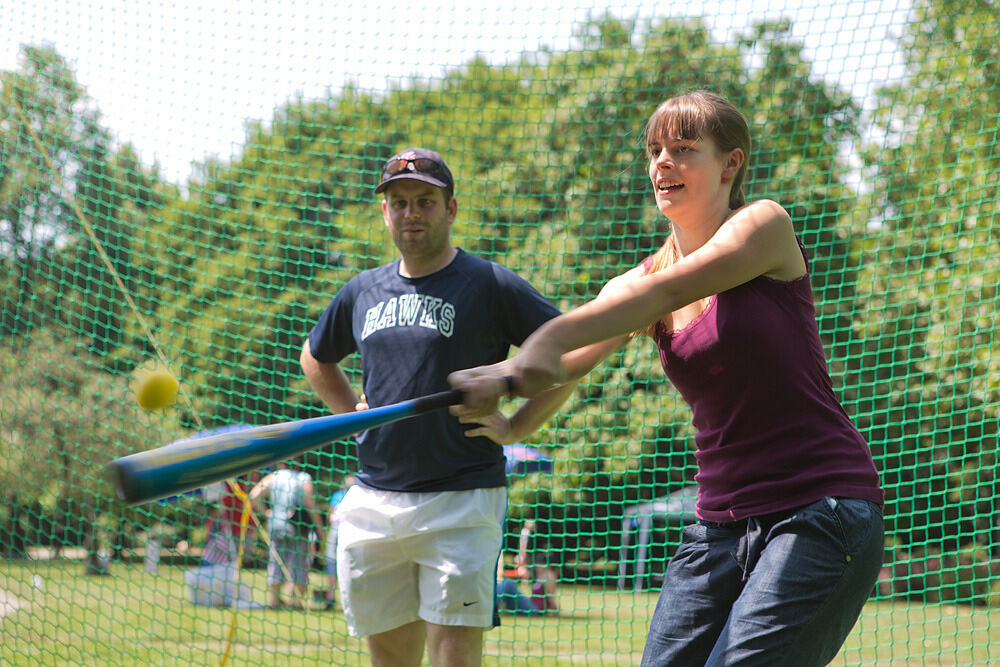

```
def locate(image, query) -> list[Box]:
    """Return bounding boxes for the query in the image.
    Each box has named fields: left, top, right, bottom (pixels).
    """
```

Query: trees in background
left=0, top=330, right=186, bottom=564
left=1, top=47, right=92, bottom=337
left=1, top=47, right=180, bottom=563
left=846, top=0, right=999, bottom=592
left=1, top=1, right=996, bottom=595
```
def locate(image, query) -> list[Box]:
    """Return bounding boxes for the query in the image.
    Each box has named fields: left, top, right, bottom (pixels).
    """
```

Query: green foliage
left=0, top=47, right=172, bottom=349
left=848, top=0, right=1000, bottom=553
left=0, top=330, right=186, bottom=515
left=1, top=5, right=998, bottom=643
left=1, top=47, right=92, bottom=337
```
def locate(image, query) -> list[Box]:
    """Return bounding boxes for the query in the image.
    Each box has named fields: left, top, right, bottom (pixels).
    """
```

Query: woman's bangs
left=647, top=100, right=707, bottom=145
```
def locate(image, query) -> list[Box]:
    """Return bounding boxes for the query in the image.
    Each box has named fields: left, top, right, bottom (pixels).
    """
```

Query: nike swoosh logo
left=463, top=601, right=478, bottom=607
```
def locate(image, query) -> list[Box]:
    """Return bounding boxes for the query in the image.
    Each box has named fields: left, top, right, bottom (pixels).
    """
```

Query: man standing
left=249, top=459, right=324, bottom=609
left=300, top=148, right=569, bottom=667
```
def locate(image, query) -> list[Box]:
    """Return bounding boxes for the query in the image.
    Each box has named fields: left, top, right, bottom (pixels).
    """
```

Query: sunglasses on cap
left=382, top=156, right=449, bottom=179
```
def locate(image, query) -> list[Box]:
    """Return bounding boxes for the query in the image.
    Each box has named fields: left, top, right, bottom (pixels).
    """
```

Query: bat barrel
left=106, top=388, right=463, bottom=505
left=105, top=423, right=325, bottom=505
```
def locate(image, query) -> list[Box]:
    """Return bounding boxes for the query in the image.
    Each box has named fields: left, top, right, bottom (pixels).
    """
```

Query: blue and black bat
left=106, top=389, right=463, bottom=506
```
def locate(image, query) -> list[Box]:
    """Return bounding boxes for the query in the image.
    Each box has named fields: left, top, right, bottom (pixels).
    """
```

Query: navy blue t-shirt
left=307, top=249, right=560, bottom=492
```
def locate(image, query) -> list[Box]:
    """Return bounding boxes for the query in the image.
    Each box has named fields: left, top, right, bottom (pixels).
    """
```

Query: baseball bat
left=106, top=388, right=463, bottom=506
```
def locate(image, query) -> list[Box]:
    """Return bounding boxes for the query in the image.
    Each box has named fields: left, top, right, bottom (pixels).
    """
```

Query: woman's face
left=647, top=127, right=742, bottom=220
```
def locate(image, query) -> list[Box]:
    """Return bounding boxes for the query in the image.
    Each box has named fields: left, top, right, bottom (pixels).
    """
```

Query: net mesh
left=2, top=0, right=998, bottom=664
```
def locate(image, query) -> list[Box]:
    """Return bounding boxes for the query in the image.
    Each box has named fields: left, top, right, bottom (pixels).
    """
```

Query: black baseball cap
left=374, top=148, right=455, bottom=195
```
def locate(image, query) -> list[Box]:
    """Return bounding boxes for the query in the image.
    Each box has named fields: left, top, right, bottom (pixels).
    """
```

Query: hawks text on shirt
left=360, top=294, right=456, bottom=340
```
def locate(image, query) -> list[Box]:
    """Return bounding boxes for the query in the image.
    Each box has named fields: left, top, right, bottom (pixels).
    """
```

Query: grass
left=1, top=559, right=997, bottom=666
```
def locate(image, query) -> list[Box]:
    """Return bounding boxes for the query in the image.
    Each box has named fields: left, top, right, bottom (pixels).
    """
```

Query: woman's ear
left=722, top=148, right=744, bottom=180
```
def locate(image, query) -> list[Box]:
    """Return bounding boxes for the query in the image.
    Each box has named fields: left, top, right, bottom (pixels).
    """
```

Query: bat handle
left=410, top=388, right=464, bottom=413
left=407, top=375, right=514, bottom=414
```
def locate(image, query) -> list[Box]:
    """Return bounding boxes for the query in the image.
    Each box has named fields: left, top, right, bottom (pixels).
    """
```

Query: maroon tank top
left=651, top=249, right=883, bottom=522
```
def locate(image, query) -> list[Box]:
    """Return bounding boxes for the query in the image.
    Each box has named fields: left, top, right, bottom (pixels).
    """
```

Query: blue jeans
left=496, top=578, right=538, bottom=615
left=641, top=497, right=884, bottom=667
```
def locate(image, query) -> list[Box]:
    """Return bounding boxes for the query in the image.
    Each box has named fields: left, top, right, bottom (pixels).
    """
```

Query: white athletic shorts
left=336, top=485, right=506, bottom=637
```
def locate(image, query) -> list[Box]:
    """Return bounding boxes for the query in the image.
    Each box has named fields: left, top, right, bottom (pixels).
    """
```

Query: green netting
left=1, top=0, right=998, bottom=664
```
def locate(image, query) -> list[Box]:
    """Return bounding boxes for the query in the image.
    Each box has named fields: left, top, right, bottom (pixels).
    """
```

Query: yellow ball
left=134, top=369, right=179, bottom=410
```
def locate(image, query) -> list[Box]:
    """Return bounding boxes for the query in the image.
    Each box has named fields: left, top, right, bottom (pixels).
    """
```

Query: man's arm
left=248, top=474, right=273, bottom=515
left=300, top=339, right=360, bottom=414
left=302, top=478, right=325, bottom=544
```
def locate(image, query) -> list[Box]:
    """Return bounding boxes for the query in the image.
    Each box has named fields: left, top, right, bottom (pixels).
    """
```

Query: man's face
left=381, top=179, right=456, bottom=263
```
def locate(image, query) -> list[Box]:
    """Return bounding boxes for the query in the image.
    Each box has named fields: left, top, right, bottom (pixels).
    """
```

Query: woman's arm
left=451, top=200, right=800, bottom=407
left=539, top=200, right=798, bottom=351
left=455, top=382, right=577, bottom=444
left=450, top=270, right=638, bottom=421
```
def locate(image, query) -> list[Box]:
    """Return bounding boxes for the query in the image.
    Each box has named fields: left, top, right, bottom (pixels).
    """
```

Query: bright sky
left=2, top=0, right=909, bottom=183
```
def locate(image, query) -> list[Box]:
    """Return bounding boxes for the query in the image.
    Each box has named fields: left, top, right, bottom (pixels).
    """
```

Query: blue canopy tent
left=503, top=444, right=554, bottom=476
